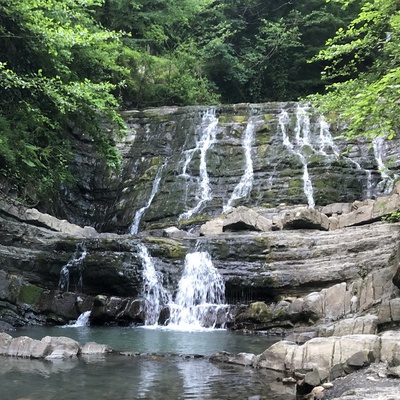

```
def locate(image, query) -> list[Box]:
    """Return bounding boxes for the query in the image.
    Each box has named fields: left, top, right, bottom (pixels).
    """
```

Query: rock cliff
left=1, top=102, right=400, bottom=399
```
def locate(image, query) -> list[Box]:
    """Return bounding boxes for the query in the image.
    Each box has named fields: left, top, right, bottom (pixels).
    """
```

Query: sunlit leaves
left=310, top=0, right=400, bottom=140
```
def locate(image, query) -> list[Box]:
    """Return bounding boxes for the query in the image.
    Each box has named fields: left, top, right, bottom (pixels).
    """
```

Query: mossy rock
left=232, top=115, right=248, bottom=123
left=144, top=237, right=186, bottom=260
left=18, top=283, right=44, bottom=305
left=139, top=164, right=160, bottom=182
left=248, top=301, right=272, bottom=320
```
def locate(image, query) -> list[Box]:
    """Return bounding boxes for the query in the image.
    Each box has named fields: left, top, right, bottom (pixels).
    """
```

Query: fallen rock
left=282, top=207, right=330, bottom=231
left=223, top=206, right=272, bottom=232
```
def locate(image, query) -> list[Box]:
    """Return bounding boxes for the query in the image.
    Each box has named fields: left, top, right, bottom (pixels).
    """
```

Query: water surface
left=1, top=327, right=295, bottom=400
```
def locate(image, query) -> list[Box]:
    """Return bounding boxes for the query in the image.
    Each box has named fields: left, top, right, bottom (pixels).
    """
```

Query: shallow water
left=1, top=327, right=296, bottom=400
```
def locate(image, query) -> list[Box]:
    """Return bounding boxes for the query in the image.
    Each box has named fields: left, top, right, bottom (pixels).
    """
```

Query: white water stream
left=138, top=243, right=170, bottom=325
left=138, top=244, right=227, bottom=330
left=130, top=163, right=165, bottom=235
left=179, top=109, right=219, bottom=220
left=168, top=251, right=228, bottom=330
left=58, top=242, right=87, bottom=293
left=279, top=106, right=315, bottom=207
left=224, top=118, right=255, bottom=212
left=373, top=136, right=397, bottom=194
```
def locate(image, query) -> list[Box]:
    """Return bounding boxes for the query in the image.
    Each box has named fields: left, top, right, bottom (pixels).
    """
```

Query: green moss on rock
left=144, top=237, right=186, bottom=260
left=18, top=283, right=44, bottom=305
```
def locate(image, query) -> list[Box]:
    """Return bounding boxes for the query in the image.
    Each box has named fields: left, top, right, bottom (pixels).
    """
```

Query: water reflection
left=2, top=327, right=292, bottom=400
left=0, top=356, right=296, bottom=400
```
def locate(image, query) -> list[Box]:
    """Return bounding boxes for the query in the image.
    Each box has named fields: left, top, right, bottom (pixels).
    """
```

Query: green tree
left=0, top=0, right=127, bottom=202
left=310, top=0, right=400, bottom=140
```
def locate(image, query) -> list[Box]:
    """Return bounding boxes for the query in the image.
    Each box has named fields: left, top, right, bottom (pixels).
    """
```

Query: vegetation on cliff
left=310, top=0, right=400, bottom=141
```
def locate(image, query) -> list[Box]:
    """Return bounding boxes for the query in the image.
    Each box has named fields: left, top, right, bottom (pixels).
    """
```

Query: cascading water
left=58, top=242, right=87, bottom=293
left=137, top=243, right=170, bottom=325
left=130, top=163, right=165, bottom=235
left=223, top=117, right=255, bottom=212
left=279, top=106, right=315, bottom=207
left=168, top=251, right=228, bottom=330
left=67, top=311, right=91, bottom=327
left=179, top=109, right=219, bottom=220
left=373, top=136, right=396, bottom=194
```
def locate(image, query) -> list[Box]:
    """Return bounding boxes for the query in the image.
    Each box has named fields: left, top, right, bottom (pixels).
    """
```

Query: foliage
left=382, top=209, right=400, bottom=223
left=309, top=0, right=400, bottom=140
left=0, top=0, right=127, bottom=202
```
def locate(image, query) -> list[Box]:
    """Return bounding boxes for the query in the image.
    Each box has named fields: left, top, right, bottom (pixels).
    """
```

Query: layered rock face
left=1, top=102, right=400, bottom=336
left=53, top=103, right=400, bottom=233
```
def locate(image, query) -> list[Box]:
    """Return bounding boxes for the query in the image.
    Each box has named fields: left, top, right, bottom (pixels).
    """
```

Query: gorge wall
left=1, top=102, right=400, bottom=336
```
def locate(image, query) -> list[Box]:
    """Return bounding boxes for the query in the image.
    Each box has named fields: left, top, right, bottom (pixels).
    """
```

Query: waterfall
left=168, top=251, right=228, bottom=330
left=130, top=163, right=165, bottom=235
left=373, top=136, right=396, bottom=194
left=223, top=118, right=255, bottom=212
left=279, top=107, right=315, bottom=207
left=58, top=242, right=87, bottom=293
left=66, top=311, right=91, bottom=327
left=318, top=117, right=340, bottom=157
left=138, top=243, right=170, bottom=325
left=179, top=109, right=218, bottom=220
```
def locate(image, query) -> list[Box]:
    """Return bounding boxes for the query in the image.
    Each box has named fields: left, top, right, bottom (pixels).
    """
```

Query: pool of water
left=1, top=327, right=295, bottom=400
left=10, top=325, right=279, bottom=355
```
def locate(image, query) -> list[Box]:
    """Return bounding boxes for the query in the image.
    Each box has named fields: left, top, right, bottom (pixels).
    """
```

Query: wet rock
left=81, top=342, right=113, bottom=354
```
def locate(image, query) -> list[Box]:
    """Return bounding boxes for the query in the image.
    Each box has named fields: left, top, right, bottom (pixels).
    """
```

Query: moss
left=178, top=215, right=211, bottom=228
left=232, top=115, right=248, bottom=123
left=248, top=301, right=272, bottom=320
left=151, top=156, right=163, bottom=166
left=139, top=164, right=159, bottom=182
left=263, top=114, right=274, bottom=122
left=218, top=115, right=228, bottom=124
left=144, top=237, right=186, bottom=260
left=18, top=283, right=44, bottom=305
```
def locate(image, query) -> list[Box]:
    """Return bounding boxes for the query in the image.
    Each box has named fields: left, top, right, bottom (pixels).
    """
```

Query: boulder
left=282, top=207, right=330, bottom=231
left=223, top=206, right=272, bottom=232
left=199, top=218, right=224, bottom=236
left=42, top=336, right=80, bottom=358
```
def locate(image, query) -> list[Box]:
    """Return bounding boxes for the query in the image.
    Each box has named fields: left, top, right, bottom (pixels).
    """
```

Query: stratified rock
left=90, top=295, right=145, bottom=326
left=223, top=206, right=272, bottom=232
left=256, top=335, right=381, bottom=372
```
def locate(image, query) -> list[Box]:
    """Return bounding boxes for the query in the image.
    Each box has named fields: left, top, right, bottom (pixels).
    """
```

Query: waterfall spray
left=168, top=251, right=228, bottom=330
left=138, top=243, right=170, bottom=325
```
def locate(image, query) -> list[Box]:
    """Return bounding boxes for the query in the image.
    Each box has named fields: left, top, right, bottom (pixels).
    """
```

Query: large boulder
left=223, top=206, right=272, bottom=232
left=282, top=207, right=330, bottom=231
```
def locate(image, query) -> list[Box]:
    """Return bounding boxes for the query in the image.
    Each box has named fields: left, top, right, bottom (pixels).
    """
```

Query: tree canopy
left=0, top=0, right=128, bottom=202
left=310, top=0, right=400, bottom=140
